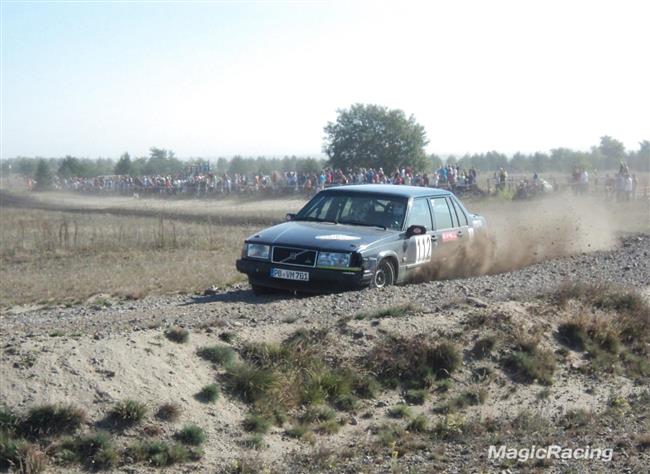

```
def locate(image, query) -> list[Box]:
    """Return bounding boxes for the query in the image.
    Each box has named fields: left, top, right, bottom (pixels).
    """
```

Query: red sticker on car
left=441, top=231, right=458, bottom=242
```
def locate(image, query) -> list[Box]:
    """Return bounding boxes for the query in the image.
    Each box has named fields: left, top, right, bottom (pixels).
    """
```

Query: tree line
left=2, top=103, right=648, bottom=188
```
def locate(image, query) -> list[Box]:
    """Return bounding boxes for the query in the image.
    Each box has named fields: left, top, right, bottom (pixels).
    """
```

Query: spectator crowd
left=39, top=164, right=482, bottom=198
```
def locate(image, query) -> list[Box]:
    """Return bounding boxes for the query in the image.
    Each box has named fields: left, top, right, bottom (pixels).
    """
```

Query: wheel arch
left=376, top=251, right=400, bottom=281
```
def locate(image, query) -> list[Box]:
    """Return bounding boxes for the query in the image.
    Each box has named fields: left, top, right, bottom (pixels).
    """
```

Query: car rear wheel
left=372, top=259, right=395, bottom=288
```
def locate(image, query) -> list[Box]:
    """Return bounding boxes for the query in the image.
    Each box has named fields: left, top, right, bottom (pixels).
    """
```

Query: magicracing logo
left=488, top=445, right=613, bottom=463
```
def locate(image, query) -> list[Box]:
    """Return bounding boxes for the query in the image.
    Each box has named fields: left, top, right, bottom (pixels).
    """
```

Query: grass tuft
left=197, top=345, right=236, bottom=365
left=404, top=389, right=428, bottom=405
left=388, top=404, right=412, bottom=419
left=156, top=403, right=181, bottom=422
left=20, top=404, right=87, bottom=438
left=175, top=425, right=206, bottom=446
left=367, top=336, right=460, bottom=389
left=242, top=414, right=271, bottom=434
left=165, top=327, right=189, bottom=344
left=109, top=400, right=147, bottom=426
left=196, top=384, right=220, bottom=403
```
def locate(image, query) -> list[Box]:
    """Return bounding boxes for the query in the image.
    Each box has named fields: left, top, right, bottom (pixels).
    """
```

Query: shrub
left=562, top=409, right=593, bottom=429
left=502, top=336, right=555, bottom=385
left=300, top=406, right=336, bottom=424
left=505, top=350, right=555, bottom=385
left=284, top=424, right=313, bottom=440
left=242, top=414, right=270, bottom=434
left=156, top=403, right=181, bottom=422
left=355, top=303, right=418, bottom=320
left=20, top=404, right=87, bottom=438
left=471, top=336, right=496, bottom=359
left=56, top=432, right=117, bottom=470
left=224, top=364, right=275, bottom=404
left=197, top=345, right=236, bottom=365
left=219, top=331, right=236, bottom=343
left=165, top=327, right=189, bottom=344
left=108, top=400, right=147, bottom=428
left=351, top=373, right=380, bottom=399
left=404, top=389, right=428, bottom=405
left=196, top=384, right=220, bottom=403
left=0, top=407, right=18, bottom=435
left=558, top=321, right=588, bottom=351
left=126, top=440, right=192, bottom=466
left=315, top=419, right=341, bottom=434
left=333, top=394, right=358, bottom=412
left=242, top=434, right=264, bottom=450
left=376, top=423, right=405, bottom=447
left=367, top=336, right=460, bottom=389
left=175, top=425, right=206, bottom=446
left=1, top=435, right=46, bottom=473
left=407, top=414, right=428, bottom=433
left=435, top=389, right=487, bottom=414
left=388, top=404, right=412, bottom=419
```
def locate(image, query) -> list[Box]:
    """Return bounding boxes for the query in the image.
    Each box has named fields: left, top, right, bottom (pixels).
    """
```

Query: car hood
left=246, top=221, right=397, bottom=252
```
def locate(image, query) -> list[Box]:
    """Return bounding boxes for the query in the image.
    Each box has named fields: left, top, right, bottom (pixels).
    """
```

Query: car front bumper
left=236, top=258, right=372, bottom=293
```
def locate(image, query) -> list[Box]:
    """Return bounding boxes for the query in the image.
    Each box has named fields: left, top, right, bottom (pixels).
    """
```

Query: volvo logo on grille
left=273, top=246, right=317, bottom=267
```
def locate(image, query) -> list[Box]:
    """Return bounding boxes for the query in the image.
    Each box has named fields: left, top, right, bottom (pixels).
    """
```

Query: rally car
left=236, top=184, right=488, bottom=294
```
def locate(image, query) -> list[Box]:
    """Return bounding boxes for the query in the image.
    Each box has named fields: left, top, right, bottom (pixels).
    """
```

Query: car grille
left=272, top=246, right=317, bottom=267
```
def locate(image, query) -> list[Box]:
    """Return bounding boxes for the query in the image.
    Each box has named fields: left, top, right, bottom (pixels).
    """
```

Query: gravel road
left=3, top=233, right=648, bottom=337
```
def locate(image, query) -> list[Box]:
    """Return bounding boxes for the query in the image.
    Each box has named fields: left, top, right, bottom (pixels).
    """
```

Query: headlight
left=317, top=252, right=350, bottom=268
left=246, top=243, right=270, bottom=259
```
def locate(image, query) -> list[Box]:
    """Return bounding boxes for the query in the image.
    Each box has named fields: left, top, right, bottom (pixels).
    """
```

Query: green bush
left=196, top=384, right=220, bottom=403
left=20, top=404, right=87, bottom=438
left=175, top=425, right=206, bottom=446
left=197, top=345, right=236, bottom=365
left=109, top=400, right=147, bottom=426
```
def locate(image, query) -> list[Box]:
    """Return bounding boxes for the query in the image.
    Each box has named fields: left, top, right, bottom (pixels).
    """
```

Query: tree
left=598, top=136, right=625, bottom=169
left=323, top=104, right=429, bottom=172
left=114, top=153, right=132, bottom=175
left=57, top=156, right=83, bottom=178
left=144, top=147, right=183, bottom=175
left=33, top=159, right=53, bottom=191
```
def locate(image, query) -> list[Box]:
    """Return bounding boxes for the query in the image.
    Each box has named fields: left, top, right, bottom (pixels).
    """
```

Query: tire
left=372, top=259, right=395, bottom=289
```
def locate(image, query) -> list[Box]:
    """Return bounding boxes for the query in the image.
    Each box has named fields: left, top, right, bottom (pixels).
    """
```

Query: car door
left=448, top=195, right=473, bottom=242
left=403, top=197, right=435, bottom=269
left=430, top=196, right=463, bottom=247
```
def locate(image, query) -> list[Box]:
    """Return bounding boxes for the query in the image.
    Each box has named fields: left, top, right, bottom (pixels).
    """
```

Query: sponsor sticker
left=315, top=234, right=361, bottom=241
left=441, top=231, right=458, bottom=242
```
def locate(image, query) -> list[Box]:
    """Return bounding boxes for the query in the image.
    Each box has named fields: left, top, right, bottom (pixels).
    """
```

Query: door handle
left=430, top=235, right=438, bottom=242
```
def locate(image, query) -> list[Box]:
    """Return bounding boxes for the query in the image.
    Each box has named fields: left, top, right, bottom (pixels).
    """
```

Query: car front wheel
left=372, top=259, right=395, bottom=288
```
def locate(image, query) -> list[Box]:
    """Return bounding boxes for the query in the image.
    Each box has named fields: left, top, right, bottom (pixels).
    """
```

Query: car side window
left=447, top=197, right=459, bottom=228
left=430, top=197, right=453, bottom=230
left=406, top=198, right=433, bottom=230
left=450, top=197, right=469, bottom=226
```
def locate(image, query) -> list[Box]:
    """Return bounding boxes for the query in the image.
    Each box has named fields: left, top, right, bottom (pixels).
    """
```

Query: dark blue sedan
left=236, top=184, right=488, bottom=294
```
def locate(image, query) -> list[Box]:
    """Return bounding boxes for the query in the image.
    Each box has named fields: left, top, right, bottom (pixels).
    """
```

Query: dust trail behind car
left=418, top=194, right=649, bottom=280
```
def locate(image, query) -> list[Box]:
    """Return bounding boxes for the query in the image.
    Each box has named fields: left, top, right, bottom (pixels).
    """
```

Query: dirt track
left=1, top=190, right=649, bottom=473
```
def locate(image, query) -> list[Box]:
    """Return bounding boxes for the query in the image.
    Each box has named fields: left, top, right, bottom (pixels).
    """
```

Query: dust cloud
left=417, top=194, right=648, bottom=281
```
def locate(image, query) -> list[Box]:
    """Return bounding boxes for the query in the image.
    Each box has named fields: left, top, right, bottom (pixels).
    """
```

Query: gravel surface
left=3, top=233, right=648, bottom=337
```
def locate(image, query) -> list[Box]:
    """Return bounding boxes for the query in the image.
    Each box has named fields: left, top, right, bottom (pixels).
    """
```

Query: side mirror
left=286, top=213, right=296, bottom=221
left=405, top=224, right=426, bottom=238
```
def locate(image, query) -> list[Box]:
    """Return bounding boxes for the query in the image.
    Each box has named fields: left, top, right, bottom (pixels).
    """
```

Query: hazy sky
left=1, top=0, right=649, bottom=159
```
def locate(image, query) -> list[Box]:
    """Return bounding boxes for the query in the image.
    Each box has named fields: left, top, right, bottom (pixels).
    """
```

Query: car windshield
left=295, top=193, right=407, bottom=230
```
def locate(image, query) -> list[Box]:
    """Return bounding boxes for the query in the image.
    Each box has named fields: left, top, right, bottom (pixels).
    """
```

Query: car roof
left=321, top=184, right=451, bottom=199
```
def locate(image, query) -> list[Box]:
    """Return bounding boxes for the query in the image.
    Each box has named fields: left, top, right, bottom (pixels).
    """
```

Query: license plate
left=270, top=268, right=309, bottom=281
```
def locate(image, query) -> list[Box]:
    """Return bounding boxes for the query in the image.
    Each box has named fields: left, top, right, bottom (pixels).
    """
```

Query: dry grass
left=0, top=208, right=255, bottom=307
